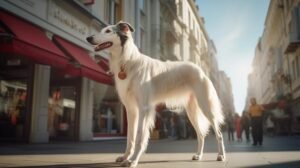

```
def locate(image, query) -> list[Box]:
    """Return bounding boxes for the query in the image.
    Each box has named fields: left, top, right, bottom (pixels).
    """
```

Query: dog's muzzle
left=86, top=36, right=113, bottom=52
left=94, top=42, right=113, bottom=51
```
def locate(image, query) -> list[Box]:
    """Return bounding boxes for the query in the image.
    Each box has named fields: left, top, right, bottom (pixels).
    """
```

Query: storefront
left=0, top=55, right=33, bottom=142
left=0, top=0, right=120, bottom=143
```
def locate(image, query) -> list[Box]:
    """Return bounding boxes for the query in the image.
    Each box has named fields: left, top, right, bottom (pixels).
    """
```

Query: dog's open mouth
left=94, top=42, right=113, bottom=51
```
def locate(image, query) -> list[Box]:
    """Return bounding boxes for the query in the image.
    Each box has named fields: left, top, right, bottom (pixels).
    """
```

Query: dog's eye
left=105, top=29, right=111, bottom=33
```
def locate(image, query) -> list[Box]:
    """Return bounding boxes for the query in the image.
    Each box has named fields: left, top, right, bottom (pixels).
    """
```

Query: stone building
left=246, top=0, right=300, bottom=133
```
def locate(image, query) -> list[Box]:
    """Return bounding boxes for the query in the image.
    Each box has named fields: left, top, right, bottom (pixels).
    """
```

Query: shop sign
left=48, top=1, right=89, bottom=40
left=7, top=59, right=21, bottom=66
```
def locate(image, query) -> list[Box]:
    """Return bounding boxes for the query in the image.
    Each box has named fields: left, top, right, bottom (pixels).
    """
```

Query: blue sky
left=196, top=0, right=270, bottom=114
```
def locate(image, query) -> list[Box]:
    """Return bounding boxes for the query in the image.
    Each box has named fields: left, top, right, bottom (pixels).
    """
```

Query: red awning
left=0, top=10, right=69, bottom=68
left=53, top=35, right=113, bottom=85
left=96, top=55, right=110, bottom=72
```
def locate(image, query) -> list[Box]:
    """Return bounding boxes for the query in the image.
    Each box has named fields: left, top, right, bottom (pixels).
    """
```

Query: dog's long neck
left=109, top=37, right=140, bottom=73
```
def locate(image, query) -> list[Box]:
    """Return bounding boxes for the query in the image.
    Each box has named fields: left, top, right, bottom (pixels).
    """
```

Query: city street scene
left=0, top=0, right=300, bottom=168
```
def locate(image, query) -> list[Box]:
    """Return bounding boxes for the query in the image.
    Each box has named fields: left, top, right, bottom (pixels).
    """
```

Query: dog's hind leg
left=116, top=100, right=139, bottom=163
left=210, top=119, right=226, bottom=161
left=205, top=118, right=225, bottom=161
left=185, top=94, right=209, bottom=161
left=193, top=78, right=226, bottom=161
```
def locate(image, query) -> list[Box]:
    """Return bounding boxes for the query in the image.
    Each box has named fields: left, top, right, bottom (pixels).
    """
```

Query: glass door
left=49, top=68, right=80, bottom=141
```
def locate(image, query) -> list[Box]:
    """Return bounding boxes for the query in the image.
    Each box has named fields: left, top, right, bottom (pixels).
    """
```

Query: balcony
left=284, top=31, right=300, bottom=53
left=284, top=6, right=300, bottom=53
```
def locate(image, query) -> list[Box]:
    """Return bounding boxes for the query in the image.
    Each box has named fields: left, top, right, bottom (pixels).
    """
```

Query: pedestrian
left=235, top=113, right=242, bottom=142
left=241, top=110, right=250, bottom=142
left=266, top=111, right=275, bottom=136
left=248, top=98, right=265, bottom=146
left=226, top=114, right=235, bottom=142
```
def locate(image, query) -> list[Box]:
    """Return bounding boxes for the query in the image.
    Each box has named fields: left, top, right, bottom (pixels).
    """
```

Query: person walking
left=235, top=113, right=242, bottom=142
left=248, top=98, right=264, bottom=146
left=226, top=114, right=235, bottom=142
left=241, top=110, right=250, bottom=142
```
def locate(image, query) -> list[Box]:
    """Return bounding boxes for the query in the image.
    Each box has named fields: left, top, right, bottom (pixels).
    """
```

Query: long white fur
left=87, top=22, right=226, bottom=168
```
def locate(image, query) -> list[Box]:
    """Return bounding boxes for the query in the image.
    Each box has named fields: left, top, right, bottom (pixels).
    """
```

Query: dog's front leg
left=116, top=103, right=139, bottom=163
left=121, top=105, right=154, bottom=168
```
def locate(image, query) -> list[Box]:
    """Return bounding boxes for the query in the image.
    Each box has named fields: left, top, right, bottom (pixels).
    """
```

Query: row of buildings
left=0, top=0, right=235, bottom=143
left=245, top=0, right=300, bottom=133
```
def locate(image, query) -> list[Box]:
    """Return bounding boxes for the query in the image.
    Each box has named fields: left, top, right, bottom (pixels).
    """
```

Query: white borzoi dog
left=86, top=21, right=226, bottom=168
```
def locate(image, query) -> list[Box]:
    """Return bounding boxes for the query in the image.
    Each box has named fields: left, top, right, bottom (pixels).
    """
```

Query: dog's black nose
left=86, top=36, right=93, bottom=43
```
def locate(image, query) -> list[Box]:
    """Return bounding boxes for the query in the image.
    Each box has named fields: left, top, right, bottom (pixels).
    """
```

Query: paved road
left=0, top=134, right=300, bottom=168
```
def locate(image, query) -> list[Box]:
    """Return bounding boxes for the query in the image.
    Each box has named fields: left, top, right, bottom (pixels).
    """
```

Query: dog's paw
left=216, top=154, right=226, bottom=161
left=116, top=156, right=126, bottom=163
left=192, top=154, right=203, bottom=161
left=120, top=160, right=138, bottom=168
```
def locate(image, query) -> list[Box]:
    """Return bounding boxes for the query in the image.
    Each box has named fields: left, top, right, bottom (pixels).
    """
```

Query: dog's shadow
left=20, top=160, right=218, bottom=168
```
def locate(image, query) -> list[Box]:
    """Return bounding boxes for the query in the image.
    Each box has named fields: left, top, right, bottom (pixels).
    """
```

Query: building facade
left=218, top=71, right=235, bottom=117
left=0, top=0, right=235, bottom=143
left=246, top=0, right=300, bottom=133
left=0, top=0, right=129, bottom=143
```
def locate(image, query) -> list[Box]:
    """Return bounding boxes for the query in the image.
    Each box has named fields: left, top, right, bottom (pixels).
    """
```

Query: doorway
left=48, top=69, right=81, bottom=141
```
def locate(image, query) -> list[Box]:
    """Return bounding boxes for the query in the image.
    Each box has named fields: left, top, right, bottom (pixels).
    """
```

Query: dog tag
left=118, top=71, right=127, bottom=80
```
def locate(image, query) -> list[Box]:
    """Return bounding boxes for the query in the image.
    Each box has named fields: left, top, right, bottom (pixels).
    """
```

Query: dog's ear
left=117, top=21, right=135, bottom=33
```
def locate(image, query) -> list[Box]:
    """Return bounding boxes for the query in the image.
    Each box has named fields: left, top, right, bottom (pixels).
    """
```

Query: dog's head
left=86, top=21, right=134, bottom=52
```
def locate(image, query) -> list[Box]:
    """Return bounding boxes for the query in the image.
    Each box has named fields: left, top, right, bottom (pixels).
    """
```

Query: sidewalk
left=1, top=134, right=300, bottom=168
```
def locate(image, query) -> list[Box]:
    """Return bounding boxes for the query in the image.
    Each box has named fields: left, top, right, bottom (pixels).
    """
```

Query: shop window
left=48, top=87, right=77, bottom=141
left=0, top=81, right=27, bottom=140
left=48, top=69, right=79, bottom=141
left=0, top=55, right=31, bottom=141
left=93, top=83, right=122, bottom=136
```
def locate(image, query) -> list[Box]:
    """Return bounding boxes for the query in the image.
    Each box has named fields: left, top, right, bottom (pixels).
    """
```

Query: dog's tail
left=206, top=77, right=224, bottom=126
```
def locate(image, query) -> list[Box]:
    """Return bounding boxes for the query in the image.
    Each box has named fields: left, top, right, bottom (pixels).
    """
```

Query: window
left=178, top=1, right=183, bottom=18
left=0, top=80, right=28, bottom=139
left=104, top=0, right=122, bottom=24
left=295, top=55, right=300, bottom=78
left=0, top=55, right=31, bottom=141
left=140, top=27, right=146, bottom=52
left=48, top=68, right=80, bottom=141
left=188, top=11, right=190, bottom=28
left=289, top=6, right=300, bottom=37
left=104, top=0, right=111, bottom=23
left=48, top=87, right=76, bottom=140
left=92, top=84, right=122, bottom=135
left=140, top=0, right=145, bottom=11
left=114, top=0, right=122, bottom=22
left=292, top=60, right=297, bottom=80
